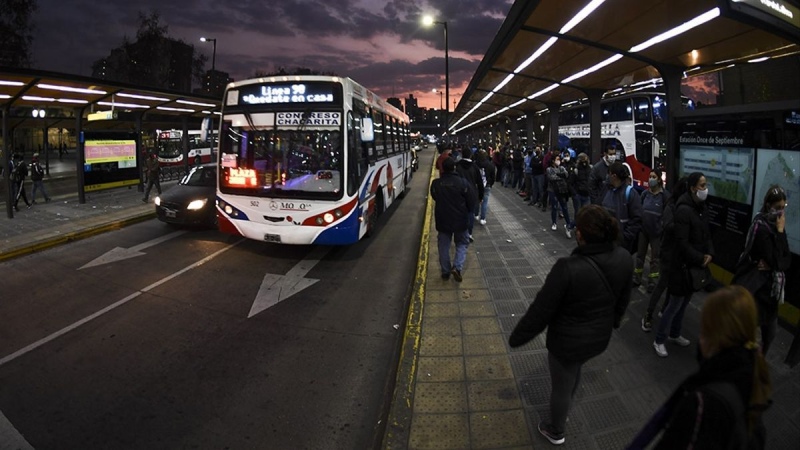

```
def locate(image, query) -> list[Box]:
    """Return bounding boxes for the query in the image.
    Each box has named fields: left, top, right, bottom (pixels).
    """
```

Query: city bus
left=215, top=76, right=413, bottom=245
left=557, top=92, right=693, bottom=186
left=155, top=129, right=216, bottom=166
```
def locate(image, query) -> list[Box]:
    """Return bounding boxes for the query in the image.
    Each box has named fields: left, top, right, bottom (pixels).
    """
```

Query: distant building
left=387, top=97, right=403, bottom=112
left=194, top=70, right=233, bottom=98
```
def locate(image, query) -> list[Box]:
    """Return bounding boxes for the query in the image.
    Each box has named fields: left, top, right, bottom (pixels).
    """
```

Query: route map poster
left=755, top=149, right=800, bottom=254
left=82, top=131, right=141, bottom=192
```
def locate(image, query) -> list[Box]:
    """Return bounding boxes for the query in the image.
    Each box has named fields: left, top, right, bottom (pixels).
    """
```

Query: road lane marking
left=248, top=245, right=332, bottom=318
left=79, top=230, right=188, bottom=269
left=0, top=238, right=244, bottom=368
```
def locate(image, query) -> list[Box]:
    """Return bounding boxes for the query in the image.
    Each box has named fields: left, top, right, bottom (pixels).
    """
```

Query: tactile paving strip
left=485, top=276, right=516, bottom=289
left=482, top=266, right=511, bottom=277
left=490, top=288, right=523, bottom=301
left=494, top=301, right=528, bottom=315
left=594, top=427, right=640, bottom=450
left=518, top=376, right=552, bottom=406
left=408, top=413, right=469, bottom=449
left=575, top=369, right=615, bottom=398
left=413, top=382, right=468, bottom=413
left=510, top=352, right=550, bottom=376
left=578, top=396, right=633, bottom=429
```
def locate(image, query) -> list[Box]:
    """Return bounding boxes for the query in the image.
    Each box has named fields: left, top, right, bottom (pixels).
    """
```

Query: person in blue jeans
left=430, top=157, right=477, bottom=282
left=653, top=172, right=713, bottom=357
left=475, top=149, right=496, bottom=226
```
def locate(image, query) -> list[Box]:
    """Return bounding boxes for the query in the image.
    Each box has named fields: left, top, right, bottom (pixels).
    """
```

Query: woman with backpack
left=733, top=185, right=791, bottom=356
left=628, top=286, right=772, bottom=449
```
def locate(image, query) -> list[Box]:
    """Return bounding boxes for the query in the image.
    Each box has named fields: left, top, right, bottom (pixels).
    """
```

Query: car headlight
left=187, top=199, right=208, bottom=210
left=154, top=197, right=161, bottom=206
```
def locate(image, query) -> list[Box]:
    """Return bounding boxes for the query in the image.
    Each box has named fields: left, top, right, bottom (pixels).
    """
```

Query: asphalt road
left=0, top=155, right=432, bottom=449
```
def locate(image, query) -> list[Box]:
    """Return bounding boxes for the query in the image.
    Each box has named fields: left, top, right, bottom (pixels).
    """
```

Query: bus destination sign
left=240, top=83, right=336, bottom=105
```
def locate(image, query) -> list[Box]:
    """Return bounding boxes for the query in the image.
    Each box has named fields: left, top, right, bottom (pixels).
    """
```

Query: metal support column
left=4, top=106, right=13, bottom=218
left=587, top=90, right=604, bottom=163
left=76, top=109, right=86, bottom=204
left=546, top=103, right=560, bottom=151
left=182, top=116, right=190, bottom=175
left=657, top=64, right=684, bottom=190
left=526, top=114, right=535, bottom=148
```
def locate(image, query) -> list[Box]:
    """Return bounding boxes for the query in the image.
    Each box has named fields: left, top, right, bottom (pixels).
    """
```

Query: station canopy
left=0, top=67, right=221, bottom=131
left=451, top=0, right=800, bottom=134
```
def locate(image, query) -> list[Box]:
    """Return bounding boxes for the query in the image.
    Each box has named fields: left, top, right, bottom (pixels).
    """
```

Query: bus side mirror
left=361, top=118, right=374, bottom=142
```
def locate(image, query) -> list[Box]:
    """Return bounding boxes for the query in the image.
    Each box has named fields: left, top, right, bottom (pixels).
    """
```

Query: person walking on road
left=11, top=153, right=32, bottom=211
left=629, top=286, right=772, bottom=450
left=652, top=172, right=714, bottom=358
left=510, top=205, right=633, bottom=446
left=143, top=152, right=162, bottom=203
left=430, top=157, right=477, bottom=282
left=733, top=184, right=791, bottom=356
left=29, top=153, right=51, bottom=204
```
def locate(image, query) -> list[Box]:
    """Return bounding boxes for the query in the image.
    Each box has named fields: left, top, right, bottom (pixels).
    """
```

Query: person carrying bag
left=732, top=185, right=790, bottom=356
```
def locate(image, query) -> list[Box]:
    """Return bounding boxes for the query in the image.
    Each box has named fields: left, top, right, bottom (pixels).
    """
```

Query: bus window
left=373, top=112, right=385, bottom=158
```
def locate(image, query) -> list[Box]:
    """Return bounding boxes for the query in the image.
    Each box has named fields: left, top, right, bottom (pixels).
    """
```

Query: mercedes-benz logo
left=269, top=201, right=278, bottom=211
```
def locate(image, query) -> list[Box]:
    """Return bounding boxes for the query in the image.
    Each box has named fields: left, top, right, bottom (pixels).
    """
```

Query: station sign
left=728, top=0, right=800, bottom=40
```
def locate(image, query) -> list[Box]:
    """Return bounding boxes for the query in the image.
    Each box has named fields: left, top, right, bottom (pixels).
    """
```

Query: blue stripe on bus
left=312, top=208, right=361, bottom=245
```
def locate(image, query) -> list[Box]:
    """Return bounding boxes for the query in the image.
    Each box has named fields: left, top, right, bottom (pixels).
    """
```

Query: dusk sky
left=30, top=0, right=514, bottom=111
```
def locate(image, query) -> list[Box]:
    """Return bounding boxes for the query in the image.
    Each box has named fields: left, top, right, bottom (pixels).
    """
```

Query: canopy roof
left=451, top=0, right=800, bottom=133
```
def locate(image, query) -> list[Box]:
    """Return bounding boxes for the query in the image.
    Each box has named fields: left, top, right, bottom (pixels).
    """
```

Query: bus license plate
left=264, top=233, right=281, bottom=243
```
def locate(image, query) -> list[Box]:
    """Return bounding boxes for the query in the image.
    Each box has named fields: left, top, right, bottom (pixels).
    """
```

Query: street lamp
left=200, top=37, right=217, bottom=71
left=422, top=15, right=448, bottom=136
left=432, top=88, right=443, bottom=110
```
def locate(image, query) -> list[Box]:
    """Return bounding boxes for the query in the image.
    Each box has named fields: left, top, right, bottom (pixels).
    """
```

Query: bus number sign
left=240, top=83, right=335, bottom=105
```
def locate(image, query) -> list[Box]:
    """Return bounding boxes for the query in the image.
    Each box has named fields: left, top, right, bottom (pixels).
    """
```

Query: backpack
left=14, top=161, right=28, bottom=180
left=703, top=382, right=765, bottom=450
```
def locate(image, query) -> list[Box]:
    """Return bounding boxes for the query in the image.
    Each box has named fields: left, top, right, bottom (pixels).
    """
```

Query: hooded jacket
left=430, top=171, right=477, bottom=233
left=668, top=191, right=714, bottom=296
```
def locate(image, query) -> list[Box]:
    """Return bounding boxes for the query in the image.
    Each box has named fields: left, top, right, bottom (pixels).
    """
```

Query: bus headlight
left=187, top=199, right=207, bottom=210
left=323, top=212, right=334, bottom=223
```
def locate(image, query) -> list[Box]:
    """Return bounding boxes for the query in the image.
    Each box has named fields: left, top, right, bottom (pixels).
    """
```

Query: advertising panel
left=82, top=132, right=140, bottom=192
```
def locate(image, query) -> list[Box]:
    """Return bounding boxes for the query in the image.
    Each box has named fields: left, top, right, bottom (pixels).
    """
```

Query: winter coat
left=653, top=347, right=766, bottom=449
left=640, top=189, right=668, bottom=238
left=30, top=161, right=45, bottom=182
left=430, top=172, right=477, bottom=233
left=742, top=213, right=791, bottom=307
left=668, top=192, right=714, bottom=296
left=571, top=161, right=592, bottom=196
left=476, top=158, right=496, bottom=188
left=590, top=159, right=611, bottom=204
left=602, top=183, right=644, bottom=253
left=455, top=158, right=484, bottom=201
left=509, top=242, right=633, bottom=362
left=530, top=153, right=545, bottom=176
left=546, top=165, right=570, bottom=198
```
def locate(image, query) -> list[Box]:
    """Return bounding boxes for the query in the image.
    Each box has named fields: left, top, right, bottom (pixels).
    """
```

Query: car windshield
left=181, top=166, right=216, bottom=187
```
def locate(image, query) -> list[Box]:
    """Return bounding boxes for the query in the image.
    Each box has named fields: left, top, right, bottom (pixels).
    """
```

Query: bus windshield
left=219, top=122, right=343, bottom=200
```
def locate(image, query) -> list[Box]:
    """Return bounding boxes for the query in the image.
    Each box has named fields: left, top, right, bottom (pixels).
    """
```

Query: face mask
left=555, top=161, right=561, bottom=167
left=648, top=179, right=659, bottom=188
left=563, top=156, right=570, bottom=162
left=605, top=154, right=616, bottom=164
left=696, top=188, right=708, bottom=201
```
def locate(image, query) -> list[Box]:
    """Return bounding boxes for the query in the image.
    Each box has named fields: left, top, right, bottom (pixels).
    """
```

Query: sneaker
left=551, top=223, right=557, bottom=231
left=668, top=336, right=691, bottom=347
left=657, top=310, right=663, bottom=318
left=641, top=314, right=653, bottom=332
left=451, top=268, right=463, bottom=282
left=479, top=219, right=487, bottom=225
left=537, top=421, right=565, bottom=445
left=468, top=235, right=474, bottom=243
left=475, top=215, right=480, bottom=220
left=653, top=341, right=668, bottom=357
left=564, top=224, right=571, bottom=239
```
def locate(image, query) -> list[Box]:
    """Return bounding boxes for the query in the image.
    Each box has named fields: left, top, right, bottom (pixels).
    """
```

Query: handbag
left=688, top=265, right=712, bottom=291
left=731, top=218, right=768, bottom=294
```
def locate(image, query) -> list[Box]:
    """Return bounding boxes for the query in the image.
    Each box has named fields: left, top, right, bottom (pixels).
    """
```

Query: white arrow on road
left=248, top=245, right=332, bottom=318
left=79, top=230, right=188, bottom=269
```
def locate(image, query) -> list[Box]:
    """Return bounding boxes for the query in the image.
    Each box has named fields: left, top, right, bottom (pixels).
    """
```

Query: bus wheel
left=366, top=188, right=385, bottom=238
left=194, top=155, right=202, bottom=166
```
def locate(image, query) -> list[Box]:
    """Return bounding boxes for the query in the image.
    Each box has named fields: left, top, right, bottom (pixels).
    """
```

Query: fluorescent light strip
left=0, top=94, right=11, bottom=99
left=98, top=101, right=149, bottom=109
left=514, top=36, right=558, bottom=73
left=37, top=83, right=107, bottom=95
left=22, top=96, right=55, bottom=102
left=158, top=106, right=195, bottom=113
left=561, top=54, right=623, bottom=84
left=177, top=99, right=216, bottom=107
left=493, top=74, right=516, bottom=93
left=57, top=98, right=89, bottom=104
left=0, top=80, right=24, bottom=86
left=629, top=8, right=720, bottom=53
left=117, top=92, right=169, bottom=101
left=528, top=83, right=560, bottom=99
left=560, top=0, right=606, bottom=34
left=748, top=57, right=769, bottom=63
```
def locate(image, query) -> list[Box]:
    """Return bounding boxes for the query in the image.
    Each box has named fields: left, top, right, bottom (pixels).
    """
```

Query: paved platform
left=383, top=180, right=800, bottom=449
left=1, top=157, right=798, bottom=449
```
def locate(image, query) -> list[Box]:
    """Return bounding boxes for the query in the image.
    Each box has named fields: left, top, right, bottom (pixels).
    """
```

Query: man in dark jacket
left=509, top=205, right=633, bottom=445
left=475, top=149, right=495, bottom=226
left=455, top=147, right=484, bottom=242
left=601, top=161, right=643, bottom=253
left=590, top=145, right=617, bottom=204
left=11, top=153, right=32, bottom=211
left=431, top=158, right=477, bottom=282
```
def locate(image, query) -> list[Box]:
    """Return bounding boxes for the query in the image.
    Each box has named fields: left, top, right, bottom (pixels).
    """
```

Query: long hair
left=576, top=204, right=620, bottom=244
left=759, top=184, right=787, bottom=214
left=701, top=286, right=772, bottom=433
left=687, top=171, right=704, bottom=190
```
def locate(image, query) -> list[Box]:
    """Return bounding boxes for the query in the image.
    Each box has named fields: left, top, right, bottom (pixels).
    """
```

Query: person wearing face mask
left=601, top=161, right=643, bottom=253
left=653, top=172, right=714, bottom=358
left=732, top=185, right=791, bottom=356
left=633, top=170, right=669, bottom=291
left=590, top=145, right=617, bottom=205
left=569, top=152, right=592, bottom=221
left=510, top=205, right=633, bottom=446
left=547, top=154, right=574, bottom=238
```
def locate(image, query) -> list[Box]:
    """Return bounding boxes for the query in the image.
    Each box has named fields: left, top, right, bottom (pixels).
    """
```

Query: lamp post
left=423, top=15, right=448, bottom=137
left=432, top=88, right=443, bottom=110
left=200, top=37, right=217, bottom=71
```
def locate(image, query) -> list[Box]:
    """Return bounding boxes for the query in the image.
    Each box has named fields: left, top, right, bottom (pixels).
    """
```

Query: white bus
left=557, top=92, right=693, bottom=186
left=215, top=76, right=413, bottom=245
left=156, top=129, right=216, bottom=167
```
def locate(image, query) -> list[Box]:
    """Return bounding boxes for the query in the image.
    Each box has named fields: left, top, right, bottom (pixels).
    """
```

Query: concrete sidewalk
left=383, top=182, right=800, bottom=449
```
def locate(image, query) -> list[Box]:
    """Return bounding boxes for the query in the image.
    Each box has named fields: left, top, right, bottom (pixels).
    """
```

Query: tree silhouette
left=0, top=0, right=38, bottom=68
